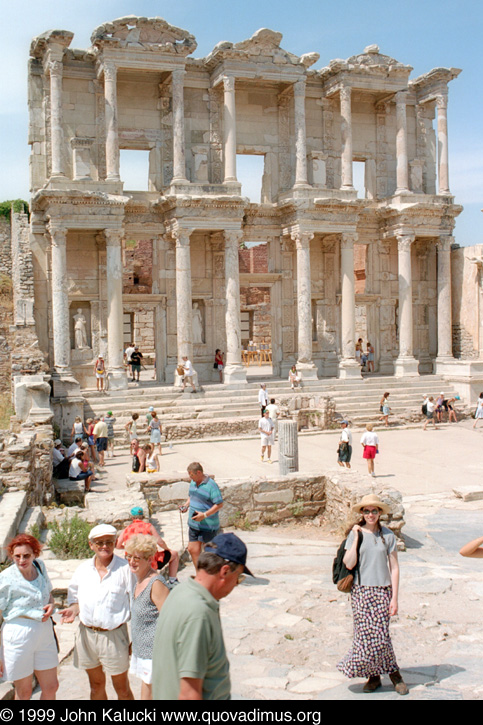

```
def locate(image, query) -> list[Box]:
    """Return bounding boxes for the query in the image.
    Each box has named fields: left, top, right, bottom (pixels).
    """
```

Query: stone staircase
left=80, top=374, right=464, bottom=443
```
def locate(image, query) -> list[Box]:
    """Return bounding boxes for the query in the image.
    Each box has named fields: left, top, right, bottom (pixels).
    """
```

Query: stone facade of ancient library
left=19, top=15, right=483, bottom=423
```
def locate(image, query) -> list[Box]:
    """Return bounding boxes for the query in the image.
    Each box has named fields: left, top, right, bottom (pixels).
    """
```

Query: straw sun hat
left=352, top=494, right=391, bottom=516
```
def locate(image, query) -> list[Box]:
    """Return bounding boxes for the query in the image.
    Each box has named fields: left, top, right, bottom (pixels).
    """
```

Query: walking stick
left=179, top=508, right=186, bottom=550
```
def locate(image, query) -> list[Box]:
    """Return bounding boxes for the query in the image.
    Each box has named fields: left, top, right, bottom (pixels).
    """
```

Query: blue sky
left=1, top=0, right=481, bottom=245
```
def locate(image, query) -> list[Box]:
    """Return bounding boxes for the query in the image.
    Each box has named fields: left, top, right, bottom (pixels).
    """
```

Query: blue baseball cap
left=204, top=533, right=254, bottom=577
left=130, top=506, right=144, bottom=517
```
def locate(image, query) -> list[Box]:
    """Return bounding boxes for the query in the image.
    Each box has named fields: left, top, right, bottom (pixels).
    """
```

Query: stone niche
left=69, top=302, right=92, bottom=363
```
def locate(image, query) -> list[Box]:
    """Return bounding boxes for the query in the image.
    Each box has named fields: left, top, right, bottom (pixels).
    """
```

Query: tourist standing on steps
left=130, top=346, right=143, bottom=382
left=152, top=532, right=253, bottom=701
left=103, top=411, right=116, bottom=458
left=71, top=416, right=86, bottom=442
left=181, top=356, right=197, bottom=393
left=124, top=342, right=135, bottom=378
left=266, top=398, right=279, bottom=439
left=125, top=534, right=169, bottom=700
left=337, top=420, right=352, bottom=469
left=423, top=396, right=438, bottom=430
left=214, top=349, right=224, bottom=383
left=60, top=524, right=135, bottom=701
left=337, top=494, right=408, bottom=696
left=94, top=355, right=106, bottom=393
left=378, top=392, right=391, bottom=427
left=0, top=534, right=58, bottom=701
left=473, top=393, right=483, bottom=429
left=259, top=409, right=275, bottom=464
left=93, top=416, right=108, bottom=467
left=125, top=413, right=139, bottom=443
left=258, top=383, right=269, bottom=415
left=148, top=411, right=162, bottom=457
left=366, top=342, right=375, bottom=373
left=179, top=463, right=223, bottom=570
left=360, top=423, right=379, bottom=477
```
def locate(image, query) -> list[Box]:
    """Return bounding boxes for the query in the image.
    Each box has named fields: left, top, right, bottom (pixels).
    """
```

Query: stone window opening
left=119, top=148, right=151, bottom=191
left=236, top=153, right=265, bottom=203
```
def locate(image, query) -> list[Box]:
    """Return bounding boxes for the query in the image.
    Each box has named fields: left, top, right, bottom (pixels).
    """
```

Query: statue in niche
left=192, top=302, right=204, bottom=344
left=73, top=308, right=88, bottom=349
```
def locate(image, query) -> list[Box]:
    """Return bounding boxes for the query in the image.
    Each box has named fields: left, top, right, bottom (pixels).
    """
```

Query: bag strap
left=354, top=530, right=363, bottom=585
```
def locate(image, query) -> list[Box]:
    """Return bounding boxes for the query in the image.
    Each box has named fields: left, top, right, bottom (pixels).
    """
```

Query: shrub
left=48, top=514, right=93, bottom=560
left=0, top=199, right=29, bottom=219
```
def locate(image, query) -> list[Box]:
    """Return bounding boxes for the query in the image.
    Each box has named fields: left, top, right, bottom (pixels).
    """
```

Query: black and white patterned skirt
left=337, top=585, right=399, bottom=678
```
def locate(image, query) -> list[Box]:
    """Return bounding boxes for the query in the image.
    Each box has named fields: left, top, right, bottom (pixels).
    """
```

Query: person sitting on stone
left=116, top=507, right=180, bottom=587
left=69, top=450, right=94, bottom=493
left=53, top=440, right=70, bottom=479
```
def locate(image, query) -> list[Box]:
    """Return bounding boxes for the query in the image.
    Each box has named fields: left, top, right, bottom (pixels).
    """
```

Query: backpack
left=422, top=403, right=427, bottom=416
left=332, top=530, right=362, bottom=593
left=132, top=454, right=140, bottom=473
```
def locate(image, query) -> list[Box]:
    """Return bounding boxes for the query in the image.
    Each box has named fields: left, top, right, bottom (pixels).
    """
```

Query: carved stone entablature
left=90, top=16, right=197, bottom=57
left=205, top=28, right=319, bottom=72
left=410, top=67, right=462, bottom=103
left=30, top=30, right=74, bottom=60
left=319, top=45, right=412, bottom=86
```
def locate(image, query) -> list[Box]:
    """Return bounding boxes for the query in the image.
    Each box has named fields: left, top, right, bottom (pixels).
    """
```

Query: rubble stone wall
left=0, top=425, right=55, bottom=506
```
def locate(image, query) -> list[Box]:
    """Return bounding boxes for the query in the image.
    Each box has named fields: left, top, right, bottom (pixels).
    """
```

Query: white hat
left=54, top=439, right=62, bottom=446
left=88, top=524, right=117, bottom=541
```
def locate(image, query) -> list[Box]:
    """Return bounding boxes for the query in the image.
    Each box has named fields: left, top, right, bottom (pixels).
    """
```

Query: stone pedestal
left=278, top=420, right=299, bottom=475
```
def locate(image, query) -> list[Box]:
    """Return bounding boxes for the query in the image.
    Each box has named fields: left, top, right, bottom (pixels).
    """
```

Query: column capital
left=173, top=228, right=193, bottom=247
left=293, top=78, right=306, bottom=97
left=104, top=229, right=124, bottom=247
left=223, top=74, right=235, bottom=93
left=103, top=61, right=117, bottom=82
left=436, top=92, right=448, bottom=110
left=341, top=232, right=358, bottom=249
left=47, top=59, right=63, bottom=77
left=395, top=90, right=408, bottom=104
left=224, top=230, right=243, bottom=247
left=437, top=235, right=453, bottom=252
left=396, top=232, right=415, bottom=251
left=47, top=223, right=67, bottom=245
left=172, top=67, right=186, bottom=82
left=291, top=230, right=313, bottom=250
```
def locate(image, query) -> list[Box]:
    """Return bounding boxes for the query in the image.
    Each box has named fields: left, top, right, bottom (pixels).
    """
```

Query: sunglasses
left=362, top=509, right=380, bottom=516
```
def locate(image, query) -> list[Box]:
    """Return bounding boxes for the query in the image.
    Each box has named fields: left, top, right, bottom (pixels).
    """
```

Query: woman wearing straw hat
left=337, top=494, right=408, bottom=695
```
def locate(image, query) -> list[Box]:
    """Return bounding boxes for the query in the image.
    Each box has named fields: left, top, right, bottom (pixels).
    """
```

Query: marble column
left=103, top=62, right=120, bottom=182
left=339, top=233, right=360, bottom=378
left=223, top=75, right=237, bottom=183
left=394, top=232, right=419, bottom=377
left=340, top=86, right=354, bottom=190
left=435, top=235, right=454, bottom=365
left=49, top=225, right=70, bottom=373
left=174, top=229, right=193, bottom=361
left=293, top=231, right=318, bottom=378
left=395, top=91, right=409, bottom=194
left=224, top=230, right=247, bottom=385
left=293, top=79, right=308, bottom=187
left=48, top=60, right=65, bottom=178
left=172, top=68, right=187, bottom=183
left=437, top=93, right=450, bottom=194
left=105, top=229, right=127, bottom=389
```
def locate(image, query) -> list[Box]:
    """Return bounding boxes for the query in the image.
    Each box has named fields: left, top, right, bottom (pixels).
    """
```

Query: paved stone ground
left=29, top=420, right=483, bottom=700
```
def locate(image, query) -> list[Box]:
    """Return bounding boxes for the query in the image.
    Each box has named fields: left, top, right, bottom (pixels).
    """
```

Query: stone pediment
left=320, top=45, right=412, bottom=81
left=206, top=28, right=319, bottom=69
left=90, top=16, right=197, bottom=57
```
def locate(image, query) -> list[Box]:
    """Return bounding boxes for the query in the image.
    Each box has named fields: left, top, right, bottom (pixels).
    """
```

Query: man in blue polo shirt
left=179, top=462, right=223, bottom=569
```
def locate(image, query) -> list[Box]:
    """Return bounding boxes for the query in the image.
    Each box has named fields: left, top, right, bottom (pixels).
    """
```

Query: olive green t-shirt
left=152, top=577, right=231, bottom=701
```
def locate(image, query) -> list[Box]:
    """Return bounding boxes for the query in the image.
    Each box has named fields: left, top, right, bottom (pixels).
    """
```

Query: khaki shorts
left=74, top=622, right=130, bottom=675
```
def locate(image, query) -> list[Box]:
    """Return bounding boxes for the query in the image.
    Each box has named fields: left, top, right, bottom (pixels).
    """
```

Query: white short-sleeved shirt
left=259, top=417, right=274, bottom=434
left=67, top=555, right=134, bottom=630
left=266, top=404, right=279, bottom=420
left=345, top=527, right=397, bottom=586
left=53, top=448, right=65, bottom=465
left=340, top=429, right=352, bottom=445
left=183, top=360, right=194, bottom=376
left=258, top=389, right=269, bottom=405
left=69, top=458, right=83, bottom=478
left=360, top=431, right=379, bottom=447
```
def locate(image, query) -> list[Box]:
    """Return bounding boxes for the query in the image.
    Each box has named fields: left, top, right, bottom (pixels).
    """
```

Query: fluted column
left=293, top=79, right=308, bottom=187
left=395, top=91, right=409, bottom=194
left=104, top=62, right=120, bottom=182
left=174, top=229, right=193, bottom=361
left=394, top=232, right=419, bottom=377
left=435, top=235, right=454, bottom=363
left=105, top=229, right=127, bottom=389
left=338, top=233, right=360, bottom=378
left=48, top=60, right=65, bottom=178
left=292, top=231, right=318, bottom=378
left=172, top=68, right=187, bottom=183
left=340, top=86, right=354, bottom=190
left=223, top=75, right=237, bottom=183
left=224, top=230, right=247, bottom=385
left=49, top=225, right=70, bottom=372
left=437, top=93, right=450, bottom=194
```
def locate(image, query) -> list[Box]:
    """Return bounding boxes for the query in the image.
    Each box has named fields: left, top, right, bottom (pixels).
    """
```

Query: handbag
left=177, top=365, right=185, bottom=376
left=332, top=530, right=362, bottom=593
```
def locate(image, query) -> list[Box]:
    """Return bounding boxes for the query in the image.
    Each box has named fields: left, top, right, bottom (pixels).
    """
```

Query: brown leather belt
left=82, top=623, right=123, bottom=633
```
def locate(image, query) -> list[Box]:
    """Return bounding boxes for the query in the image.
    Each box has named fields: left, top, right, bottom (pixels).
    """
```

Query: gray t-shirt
left=345, top=526, right=397, bottom=586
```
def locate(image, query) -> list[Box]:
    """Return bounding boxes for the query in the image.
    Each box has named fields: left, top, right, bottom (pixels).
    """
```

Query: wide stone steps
left=77, top=374, right=461, bottom=443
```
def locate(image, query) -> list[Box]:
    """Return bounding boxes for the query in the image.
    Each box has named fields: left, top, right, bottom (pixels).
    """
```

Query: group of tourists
left=355, top=338, right=375, bottom=373
left=257, top=384, right=280, bottom=463
left=422, top=391, right=460, bottom=430
left=127, top=406, right=164, bottom=473
left=337, top=421, right=380, bottom=477
left=53, top=412, right=117, bottom=491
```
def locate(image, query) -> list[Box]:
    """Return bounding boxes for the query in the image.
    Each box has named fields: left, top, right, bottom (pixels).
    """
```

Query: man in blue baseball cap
left=152, top=532, right=253, bottom=700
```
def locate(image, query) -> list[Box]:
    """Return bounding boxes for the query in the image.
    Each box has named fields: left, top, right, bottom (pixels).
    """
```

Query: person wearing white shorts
left=258, top=410, right=275, bottom=463
left=0, top=534, right=58, bottom=700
